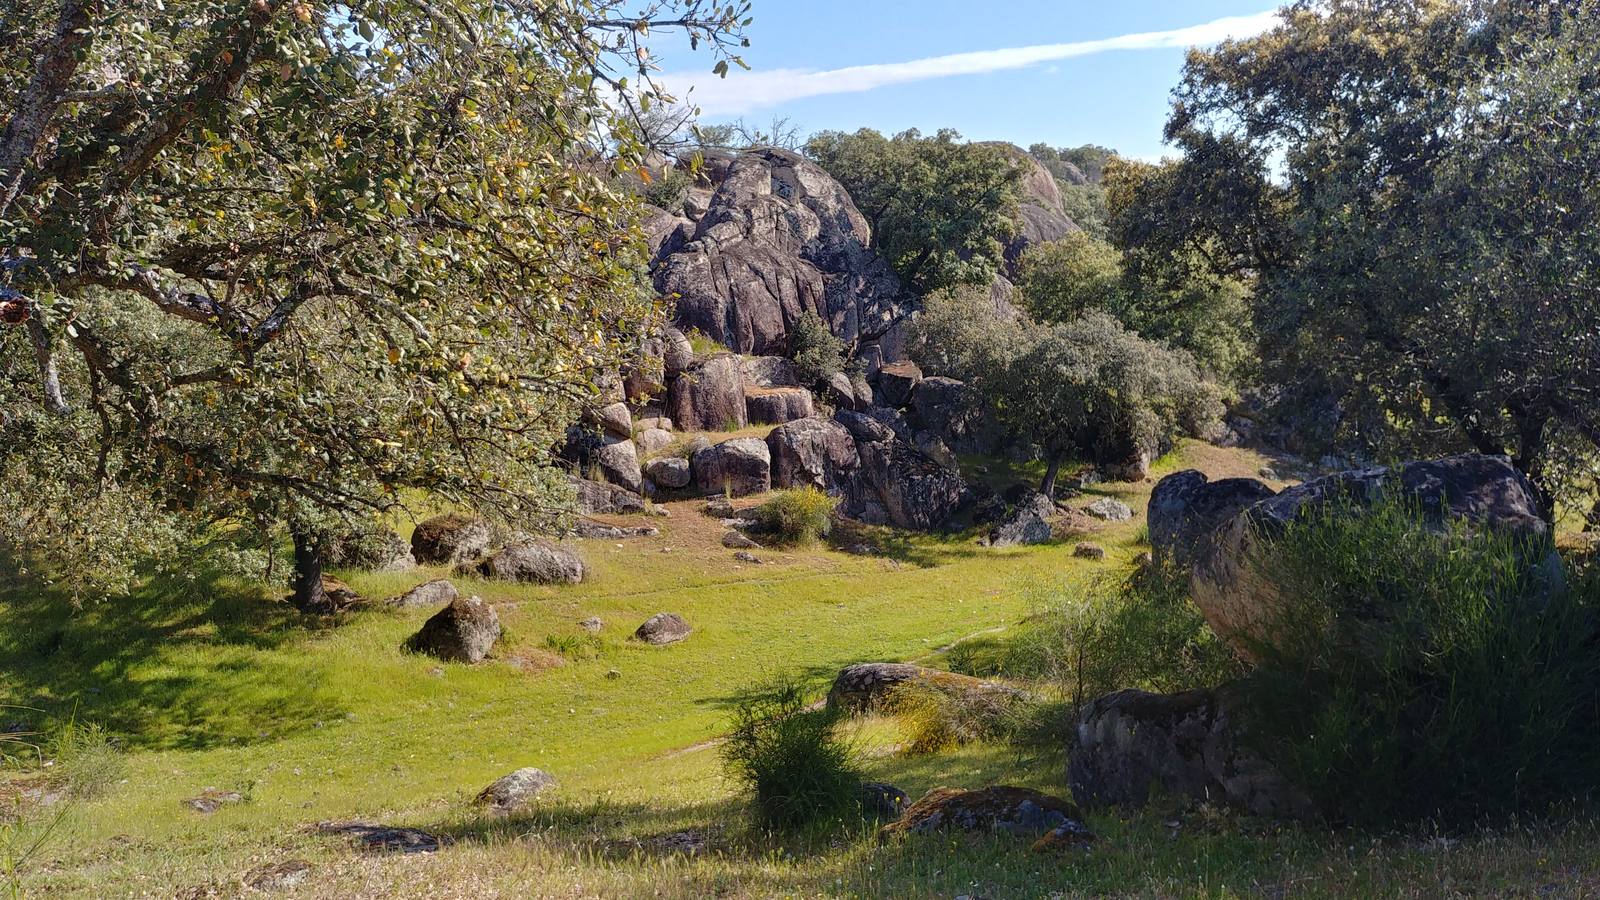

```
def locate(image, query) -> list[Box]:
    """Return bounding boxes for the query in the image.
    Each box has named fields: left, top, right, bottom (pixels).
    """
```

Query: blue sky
left=657, top=1, right=1281, bottom=160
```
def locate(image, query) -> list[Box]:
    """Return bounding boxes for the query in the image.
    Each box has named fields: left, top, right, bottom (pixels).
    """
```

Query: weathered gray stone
left=594, top=439, right=642, bottom=493
left=634, top=613, right=692, bottom=645
left=740, top=355, right=800, bottom=387
left=592, top=402, right=633, bottom=440
left=410, top=515, right=492, bottom=565
left=475, top=767, right=556, bottom=813
left=1070, top=687, right=1313, bottom=819
left=1147, top=470, right=1276, bottom=570
left=745, top=386, right=815, bottom=424
left=874, top=360, right=922, bottom=409
left=388, top=578, right=459, bottom=609
left=827, top=662, right=1019, bottom=713
left=645, top=455, right=692, bottom=489
left=668, top=353, right=747, bottom=432
left=766, top=416, right=859, bottom=490
left=1193, top=453, right=1562, bottom=659
left=405, top=595, right=501, bottom=663
left=1084, top=498, right=1134, bottom=522
left=988, top=493, right=1055, bottom=547
left=636, top=427, right=674, bottom=455
left=571, top=476, right=648, bottom=516
left=470, top=541, right=585, bottom=585
left=691, top=437, right=771, bottom=497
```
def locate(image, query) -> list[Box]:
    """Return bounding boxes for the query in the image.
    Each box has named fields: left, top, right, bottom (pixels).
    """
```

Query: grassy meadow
left=3, top=441, right=1598, bottom=898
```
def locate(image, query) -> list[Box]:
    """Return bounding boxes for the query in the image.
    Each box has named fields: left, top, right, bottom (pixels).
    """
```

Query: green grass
left=2, top=442, right=1597, bottom=897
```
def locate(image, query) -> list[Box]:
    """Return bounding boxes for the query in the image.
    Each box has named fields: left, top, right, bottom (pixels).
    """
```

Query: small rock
left=636, top=427, right=674, bottom=454
left=182, top=788, right=243, bottom=814
left=475, top=767, right=556, bottom=813
left=244, top=859, right=313, bottom=892
left=636, top=416, right=673, bottom=432
left=579, top=617, right=603, bottom=633
left=605, top=668, right=622, bottom=680
left=634, top=612, right=691, bottom=645
left=882, top=786, right=1080, bottom=838
left=859, top=781, right=910, bottom=821
left=1073, top=542, right=1106, bottom=561
left=387, top=578, right=459, bottom=609
left=702, top=497, right=735, bottom=518
left=644, top=828, right=708, bottom=856
left=721, top=530, right=759, bottom=549
left=1084, top=498, right=1134, bottom=521
left=733, top=550, right=762, bottom=564
left=1030, top=819, right=1098, bottom=853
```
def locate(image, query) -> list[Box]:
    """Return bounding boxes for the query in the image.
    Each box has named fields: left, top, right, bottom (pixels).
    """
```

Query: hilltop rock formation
left=652, top=148, right=915, bottom=368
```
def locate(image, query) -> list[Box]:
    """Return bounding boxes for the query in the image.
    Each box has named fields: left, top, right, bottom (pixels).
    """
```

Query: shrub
left=787, top=310, right=846, bottom=385
left=640, top=167, right=692, bottom=212
left=756, top=488, right=838, bottom=545
left=1242, top=498, right=1600, bottom=826
left=721, top=674, right=862, bottom=830
left=886, top=679, right=1018, bottom=755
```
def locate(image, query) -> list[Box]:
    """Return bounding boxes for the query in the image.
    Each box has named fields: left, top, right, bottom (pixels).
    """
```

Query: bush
left=886, top=679, right=1019, bottom=755
left=721, top=675, right=862, bottom=830
left=756, top=487, right=838, bottom=545
left=1242, top=498, right=1600, bottom=825
left=787, top=311, right=845, bottom=385
left=640, top=167, right=692, bottom=212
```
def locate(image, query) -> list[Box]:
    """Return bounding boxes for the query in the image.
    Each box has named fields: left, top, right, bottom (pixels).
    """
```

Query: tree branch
left=0, top=0, right=99, bottom=219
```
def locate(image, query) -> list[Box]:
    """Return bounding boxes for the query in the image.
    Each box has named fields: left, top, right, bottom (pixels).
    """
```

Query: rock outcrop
left=1192, top=453, right=1562, bottom=658
left=827, top=662, right=1019, bottom=713
left=980, top=143, right=1079, bottom=273
left=652, top=149, right=914, bottom=366
left=988, top=493, right=1055, bottom=547
left=475, top=768, right=556, bottom=813
left=1069, top=686, right=1313, bottom=820
left=850, top=439, right=971, bottom=531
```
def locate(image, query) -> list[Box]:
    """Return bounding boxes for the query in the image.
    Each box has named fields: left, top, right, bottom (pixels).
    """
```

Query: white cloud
left=661, top=10, right=1281, bottom=116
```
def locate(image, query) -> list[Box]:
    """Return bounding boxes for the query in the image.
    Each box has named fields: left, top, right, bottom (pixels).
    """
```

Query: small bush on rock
left=722, top=674, right=862, bottom=830
left=757, top=487, right=839, bottom=546
left=1243, top=498, right=1600, bottom=826
left=787, top=310, right=846, bottom=385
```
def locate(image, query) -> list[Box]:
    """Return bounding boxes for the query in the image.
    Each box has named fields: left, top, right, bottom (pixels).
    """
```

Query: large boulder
left=326, top=526, right=416, bottom=572
left=652, top=149, right=915, bottom=364
left=661, top=326, right=696, bottom=378
left=907, top=375, right=997, bottom=455
left=1069, top=686, right=1313, bottom=820
left=690, top=437, right=771, bottom=497
left=590, top=402, right=633, bottom=440
left=740, top=355, right=799, bottom=388
left=593, top=439, right=642, bottom=493
left=410, top=514, right=492, bottom=565
left=825, top=371, right=868, bottom=412
left=475, top=768, right=556, bottom=813
left=850, top=439, right=970, bottom=531
left=744, top=386, right=814, bottom=425
left=988, top=493, right=1055, bottom=547
left=766, top=417, right=859, bottom=490
left=1192, top=454, right=1562, bottom=658
left=1147, top=470, right=1276, bottom=570
left=873, top=361, right=922, bottom=409
left=833, top=409, right=896, bottom=445
left=469, top=540, right=585, bottom=585
left=645, top=455, right=692, bottom=489
left=405, top=595, right=501, bottom=663
left=667, top=353, right=747, bottom=432
left=571, top=476, right=648, bottom=516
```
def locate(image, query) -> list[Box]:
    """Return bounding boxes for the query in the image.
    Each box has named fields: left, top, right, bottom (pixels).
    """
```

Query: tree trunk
left=1040, top=452, right=1063, bottom=497
left=290, top=529, right=331, bottom=613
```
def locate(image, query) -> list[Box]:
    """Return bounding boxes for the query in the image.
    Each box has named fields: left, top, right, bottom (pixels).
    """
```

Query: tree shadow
left=0, top=559, right=345, bottom=752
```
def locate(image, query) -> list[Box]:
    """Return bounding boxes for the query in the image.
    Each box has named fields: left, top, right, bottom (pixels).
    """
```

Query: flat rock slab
left=244, top=859, right=313, bottom=891
left=182, top=788, right=243, bottom=814
left=387, top=578, right=459, bottom=609
left=314, top=821, right=448, bottom=854
left=882, top=786, right=1083, bottom=838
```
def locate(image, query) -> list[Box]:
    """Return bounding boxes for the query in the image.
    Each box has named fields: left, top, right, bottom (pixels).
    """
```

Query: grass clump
left=543, top=633, right=605, bottom=661
left=721, top=674, right=861, bottom=831
left=1242, top=497, right=1600, bottom=826
left=756, top=487, right=838, bottom=546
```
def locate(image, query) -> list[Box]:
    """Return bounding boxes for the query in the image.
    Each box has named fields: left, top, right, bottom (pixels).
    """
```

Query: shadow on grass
left=827, top=519, right=987, bottom=569
left=0, top=558, right=345, bottom=753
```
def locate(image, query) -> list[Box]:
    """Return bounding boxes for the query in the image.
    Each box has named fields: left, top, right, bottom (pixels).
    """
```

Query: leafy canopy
left=0, top=0, right=749, bottom=600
